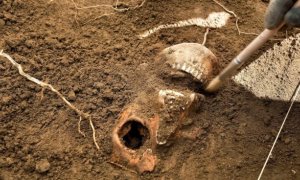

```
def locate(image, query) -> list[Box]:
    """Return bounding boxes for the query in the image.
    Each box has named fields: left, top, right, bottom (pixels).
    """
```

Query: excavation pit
left=3, top=0, right=300, bottom=178
left=118, top=120, right=150, bottom=150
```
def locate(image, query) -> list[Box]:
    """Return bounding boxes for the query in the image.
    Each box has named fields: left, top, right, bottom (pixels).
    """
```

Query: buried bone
left=160, top=43, right=218, bottom=84
left=138, top=12, right=231, bottom=39
left=157, top=89, right=204, bottom=144
left=158, top=89, right=204, bottom=112
left=111, top=89, right=204, bottom=173
left=111, top=107, right=159, bottom=173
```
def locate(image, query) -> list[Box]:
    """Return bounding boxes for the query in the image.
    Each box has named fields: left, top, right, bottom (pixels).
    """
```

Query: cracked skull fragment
left=111, top=89, right=204, bottom=173
left=160, top=43, right=218, bottom=85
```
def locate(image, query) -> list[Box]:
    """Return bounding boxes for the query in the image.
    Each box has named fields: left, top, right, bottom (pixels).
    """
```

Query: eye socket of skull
left=117, top=119, right=150, bottom=150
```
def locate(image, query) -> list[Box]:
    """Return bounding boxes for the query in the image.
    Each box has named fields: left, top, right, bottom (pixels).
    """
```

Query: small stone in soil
left=236, top=128, right=245, bottom=135
left=202, top=122, right=210, bottom=129
left=182, top=118, right=193, bottom=126
left=24, top=39, right=35, bottom=48
left=271, top=129, right=277, bottom=137
left=284, top=137, right=291, bottom=144
left=94, top=82, right=105, bottom=89
left=137, top=63, right=148, bottom=71
left=2, top=95, right=12, bottom=104
left=264, top=134, right=271, bottom=142
left=68, top=91, right=76, bottom=101
left=35, top=159, right=51, bottom=173
left=220, top=133, right=226, bottom=138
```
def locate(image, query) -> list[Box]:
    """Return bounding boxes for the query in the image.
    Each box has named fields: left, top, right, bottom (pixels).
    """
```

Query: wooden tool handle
left=218, top=0, right=300, bottom=81
left=205, top=0, right=300, bottom=92
left=217, top=26, right=282, bottom=80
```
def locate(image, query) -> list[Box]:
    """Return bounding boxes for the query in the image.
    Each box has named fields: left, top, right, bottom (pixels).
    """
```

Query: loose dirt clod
left=35, top=159, right=50, bottom=173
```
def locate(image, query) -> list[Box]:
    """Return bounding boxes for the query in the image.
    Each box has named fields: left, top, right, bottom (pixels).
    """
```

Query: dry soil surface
left=0, top=0, right=300, bottom=179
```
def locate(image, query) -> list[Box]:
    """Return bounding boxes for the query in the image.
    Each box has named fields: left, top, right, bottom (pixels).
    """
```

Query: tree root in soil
left=107, top=161, right=138, bottom=174
left=202, top=28, right=210, bottom=46
left=212, top=0, right=258, bottom=36
left=49, top=0, right=146, bottom=25
left=0, top=50, right=100, bottom=150
left=71, top=0, right=146, bottom=12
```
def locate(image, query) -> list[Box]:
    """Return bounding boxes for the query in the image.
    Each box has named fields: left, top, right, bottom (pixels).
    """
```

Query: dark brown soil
left=0, top=0, right=299, bottom=179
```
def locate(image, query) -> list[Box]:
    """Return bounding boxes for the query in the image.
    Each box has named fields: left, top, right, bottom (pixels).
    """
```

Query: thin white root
left=202, top=28, right=210, bottom=46
left=107, top=161, right=138, bottom=174
left=0, top=50, right=100, bottom=150
left=212, top=0, right=240, bottom=34
left=78, top=116, right=86, bottom=137
left=258, top=82, right=300, bottom=179
left=71, top=0, right=117, bottom=11
left=83, top=13, right=116, bottom=26
left=40, top=84, right=46, bottom=101
left=212, top=0, right=285, bottom=41
left=89, top=117, right=99, bottom=150
left=129, top=0, right=146, bottom=11
left=71, top=0, right=146, bottom=13
left=69, top=0, right=146, bottom=25
left=114, top=0, right=146, bottom=12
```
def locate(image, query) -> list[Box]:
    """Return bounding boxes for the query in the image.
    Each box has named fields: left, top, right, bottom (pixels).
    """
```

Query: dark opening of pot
left=119, top=120, right=149, bottom=149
